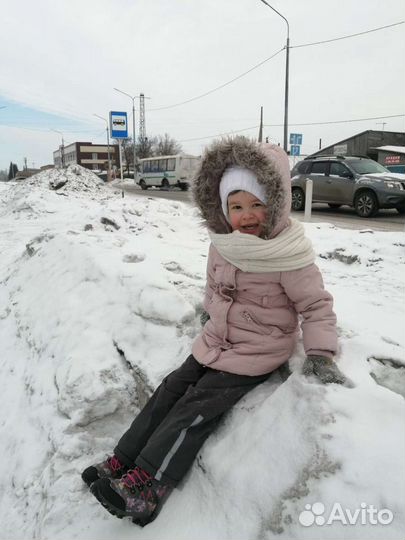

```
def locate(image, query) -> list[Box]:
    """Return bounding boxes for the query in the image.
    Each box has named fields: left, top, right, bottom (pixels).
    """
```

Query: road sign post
left=289, top=133, right=303, bottom=145
left=290, top=133, right=303, bottom=157
left=291, top=145, right=300, bottom=156
left=109, top=111, right=128, bottom=184
left=109, top=111, right=128, bottom=139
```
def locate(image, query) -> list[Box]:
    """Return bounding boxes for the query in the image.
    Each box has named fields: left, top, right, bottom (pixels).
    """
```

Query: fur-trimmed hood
left=192, top=136, right=292, bottom=238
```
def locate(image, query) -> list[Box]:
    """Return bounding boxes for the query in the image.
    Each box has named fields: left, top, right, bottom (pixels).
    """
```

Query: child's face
left=227, top=191, right=267, bottom=237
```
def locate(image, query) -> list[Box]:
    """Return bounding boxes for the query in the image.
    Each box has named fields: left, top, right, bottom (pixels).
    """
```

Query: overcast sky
left=0, top=0, right=404, bottom=171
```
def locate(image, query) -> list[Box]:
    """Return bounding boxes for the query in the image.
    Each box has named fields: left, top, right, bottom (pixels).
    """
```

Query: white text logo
left=298, top=502, right=393, bottom=527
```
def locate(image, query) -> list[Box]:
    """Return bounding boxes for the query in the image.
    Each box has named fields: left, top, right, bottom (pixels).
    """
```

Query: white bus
left=136, top=154, right=201, bottom=191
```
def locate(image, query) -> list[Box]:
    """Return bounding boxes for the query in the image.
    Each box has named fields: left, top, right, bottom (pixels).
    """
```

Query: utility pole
left=376, top=122, right=387, bottom=131
left=258, top=106, right=263, bottom=143
left=259, top=0, right=290, bottom=152
left=51, top=129, right=65, bottom=167
left=139, top=93, right=146, bottom=142
left=138, top=93, right=151, bottom=160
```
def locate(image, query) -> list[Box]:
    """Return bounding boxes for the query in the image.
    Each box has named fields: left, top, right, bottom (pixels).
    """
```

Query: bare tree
left=136, top=136, right=156, bottom=160
left=153, top=133, right=182, bottom=156
left=113, top=137, right=134, bottom=174
left=8, top=162, right=18, bottom=180
left=113, top=134, right=182, bottom=171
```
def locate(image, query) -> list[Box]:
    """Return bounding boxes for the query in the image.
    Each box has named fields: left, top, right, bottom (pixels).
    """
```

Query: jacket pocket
left=241, top=310, right=273, bottom=335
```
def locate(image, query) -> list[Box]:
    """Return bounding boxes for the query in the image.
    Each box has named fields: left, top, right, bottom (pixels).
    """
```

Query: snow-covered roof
left=373, top=145, right=405, bottom=154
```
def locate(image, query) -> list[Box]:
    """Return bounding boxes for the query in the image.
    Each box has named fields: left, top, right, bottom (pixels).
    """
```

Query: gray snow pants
left=114, top=354, right=270, bottom=485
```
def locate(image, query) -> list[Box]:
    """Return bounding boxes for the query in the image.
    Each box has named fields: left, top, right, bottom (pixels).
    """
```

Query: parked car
left=96, top=171, right=109, bottom=182
left=290, top=155, right=405, bottom=217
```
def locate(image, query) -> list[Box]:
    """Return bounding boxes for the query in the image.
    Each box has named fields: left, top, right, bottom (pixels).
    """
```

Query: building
left=310, top=130, right=405, bottom=162
left=373, top=146, right=405, bottom=174
left=14, top=168, right=41, bottom=180
left=53, top=142, right=120, bottom=171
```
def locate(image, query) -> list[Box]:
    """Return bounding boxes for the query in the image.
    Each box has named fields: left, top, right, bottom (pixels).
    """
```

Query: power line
left=179, top=125, right=259, bottom=143
left=291, top=21, right=404, bottom=49
left=0, top=124, right=110, bottom=137
left=147, top=20, right=403, bottom=113
left=264, top=114, right=405, bottom=127
left=179, top=114, right=405, bottom=143
left=147, top=48, right=284, bottom=111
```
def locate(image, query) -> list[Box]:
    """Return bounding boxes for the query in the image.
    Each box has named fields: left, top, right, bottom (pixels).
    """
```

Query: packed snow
left=0, top=165, right=404, bottom=540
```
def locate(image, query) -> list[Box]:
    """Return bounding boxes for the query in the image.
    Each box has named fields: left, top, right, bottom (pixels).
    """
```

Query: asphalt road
left=113, top=183, right=405, bottom=233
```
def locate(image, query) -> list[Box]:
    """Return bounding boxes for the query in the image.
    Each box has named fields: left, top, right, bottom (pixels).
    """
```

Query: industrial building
left=310, top=130, right=405, bottom=167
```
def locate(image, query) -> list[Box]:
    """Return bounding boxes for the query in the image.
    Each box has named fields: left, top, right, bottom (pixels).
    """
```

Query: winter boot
left=90, top=465, right=173, bottom=526
left=81, top=455, right=128, bottom=487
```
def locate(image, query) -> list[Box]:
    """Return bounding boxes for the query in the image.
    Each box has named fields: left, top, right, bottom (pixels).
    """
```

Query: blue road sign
left=291, top=145, right=300, bottom=156
left=289, top=133, right=303, bottom=145
left=109, top=111, right=128, bottom=139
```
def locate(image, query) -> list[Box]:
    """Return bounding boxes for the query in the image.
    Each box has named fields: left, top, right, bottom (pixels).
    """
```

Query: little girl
left=82, top=136, right=348, bottom=526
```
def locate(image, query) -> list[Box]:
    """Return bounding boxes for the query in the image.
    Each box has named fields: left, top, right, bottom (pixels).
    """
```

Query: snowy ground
left=0, top=165, right=404, bottom=540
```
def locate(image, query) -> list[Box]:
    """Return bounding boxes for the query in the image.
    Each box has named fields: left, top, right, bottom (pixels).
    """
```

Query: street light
left=94, top=114, right=111, bottom=178
left=113, top=87, right=139, bottom=182
left=51, top=129, right=65, bottom=167
left=259, top=0, right=290, bottom=152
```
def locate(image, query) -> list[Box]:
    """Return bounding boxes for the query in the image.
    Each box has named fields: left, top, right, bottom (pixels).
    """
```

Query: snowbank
left=27, top=164, right=105, bottom=194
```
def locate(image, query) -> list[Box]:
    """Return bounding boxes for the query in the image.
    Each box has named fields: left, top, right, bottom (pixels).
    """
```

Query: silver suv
left=290, top=155, right=405, bottom=217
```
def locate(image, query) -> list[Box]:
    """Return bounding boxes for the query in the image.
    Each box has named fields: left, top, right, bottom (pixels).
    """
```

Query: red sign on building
left=385, top=155, right=401, bottom=164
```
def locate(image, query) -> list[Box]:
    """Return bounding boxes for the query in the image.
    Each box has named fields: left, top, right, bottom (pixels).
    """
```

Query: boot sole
left=90, top=481, right=157, bottom=527
left=82, top=476, right=98, bottom=488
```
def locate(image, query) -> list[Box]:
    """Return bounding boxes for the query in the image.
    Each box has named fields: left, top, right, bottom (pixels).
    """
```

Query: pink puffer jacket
left=191, top=136, right=338, bottom=376
left=192, top=245, right=337, bottom=376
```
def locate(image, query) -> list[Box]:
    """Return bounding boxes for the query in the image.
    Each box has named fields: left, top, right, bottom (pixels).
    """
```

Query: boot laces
left=107, top=455, right=124, bottom=472
left=122, top=466, right=153, bottom=492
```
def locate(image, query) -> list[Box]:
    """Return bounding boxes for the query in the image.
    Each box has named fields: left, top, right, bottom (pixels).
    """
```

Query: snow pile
left=11, top=164, right=105, bottom=197
left=0, top=173, right=404, bottom=540
left=31, top=164, right=104, bottom=193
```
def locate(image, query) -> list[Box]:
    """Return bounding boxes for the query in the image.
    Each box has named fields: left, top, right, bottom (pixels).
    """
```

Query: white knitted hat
left=219, top=166, right=266, bottom=221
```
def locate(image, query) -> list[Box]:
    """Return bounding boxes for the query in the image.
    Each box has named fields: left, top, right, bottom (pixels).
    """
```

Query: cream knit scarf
left=209, top=218, right=315, bottom=272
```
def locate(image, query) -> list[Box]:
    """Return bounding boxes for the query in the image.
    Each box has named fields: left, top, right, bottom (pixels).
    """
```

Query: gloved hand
left=303, top=355, right=353, bottom=387
left=200, top=310, right=210, bottom=326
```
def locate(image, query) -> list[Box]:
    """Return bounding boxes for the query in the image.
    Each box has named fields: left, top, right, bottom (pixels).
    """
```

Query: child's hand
left=303, top=355, right=354, bottom=387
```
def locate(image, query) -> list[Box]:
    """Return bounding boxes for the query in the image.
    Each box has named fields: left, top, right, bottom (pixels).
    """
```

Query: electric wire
left=179, top=114, right=405, bottom=143
left=291, top=21, right=404, bottom=49
left=264, top=114, right=405, bottom=127
left=147, top=21, right=404, bottom=112
left=147, top=48, right=284, bottom=111
left=179, top=125, right=259, bottom=142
